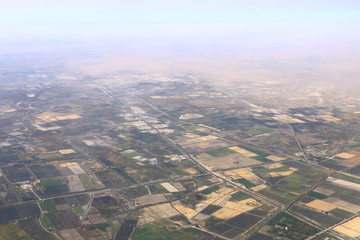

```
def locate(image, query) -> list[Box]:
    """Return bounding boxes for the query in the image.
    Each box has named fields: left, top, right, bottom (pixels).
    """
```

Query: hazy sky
left=1, top=0, right=359, bottom=40
left=0, top=0, right=359, bottom=58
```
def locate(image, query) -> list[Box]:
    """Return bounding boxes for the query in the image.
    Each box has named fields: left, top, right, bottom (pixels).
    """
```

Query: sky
left=0, top=0, right=359, bottom=55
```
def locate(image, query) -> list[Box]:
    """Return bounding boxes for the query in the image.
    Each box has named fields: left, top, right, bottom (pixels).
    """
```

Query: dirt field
left=223, top=168, right=263, bottom=185
left=160, top=182, right=179, bottom=192
left=139, top=203, right=179, bottom=225
left=305, top=199, right=337, bottom=211
left=327, top=177, right=360, bottom=192
left=67, top=175, right=86, bottom=192
left=197, top=152, right=261, bottom=170
left=136, top=194, right=167, bottom=206
left=336, top=152, right=356, bottom=159
left=228, top=146, right=257, bottom=157
left=334, top=217, right=360, bottom=238
left=58, top=228, right=84, bottom=240
left=172, top=201, right=197, bottom=219
left=68, top=165, right=85, bottom=175
left=212, top=198, right=262, bottom=219
left=59, top=149, right=76, bottom=155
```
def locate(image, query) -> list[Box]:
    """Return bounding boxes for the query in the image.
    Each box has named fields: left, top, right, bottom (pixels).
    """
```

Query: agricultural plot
left=333, top=217, right=360, bottom=238
left=138, top=203, right=179, bottom=225
left=259, top=163, right=326, bottom=204
left=29, top=164, right=61, bottom=178
left=92, top=196, right=127, bottom=215
left=1, top=164, right=34, bottom=182
left=38, top=177, right=70, bottom=197
left=95, top=170, right=130, bottom=188
left=253, top=212, right=319, bottom=240
left=0, top=223, right=32, bottom=240
left=197, top=145, right=272, bottom=170
left=172, top=186, right=272, bottom=239
left=175, top=134, right=231, bottom=154
left=296, top=174, right=360, bottom=223
left=132, top=221, right=223, bottom=240
left=67, top=175, right=86, bottom=192
left=19, top=217, right=58, bottom=240
left=321, top=151, right=360, bottom=170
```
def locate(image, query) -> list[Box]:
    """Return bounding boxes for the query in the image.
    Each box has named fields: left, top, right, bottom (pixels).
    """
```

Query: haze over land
left=1, top=1, right=360, bottom=240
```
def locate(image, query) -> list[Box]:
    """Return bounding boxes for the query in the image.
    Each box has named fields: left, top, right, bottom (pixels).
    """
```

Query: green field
left=251, top=156, right=272, bottom=163
left=329, top=208, right=353, bottom=219
left=229, top=191, right=250, bottom=201
left=248, top=127, right=273, bottom=136
left=307, top=191, right=328, bottom=200
left=41, top=213, right=63, bottom=229
left=200, top=185, right=219, bottom=195
left=39, top=199, right=57, bottom=213
left=266, top=212, right=318, bottom=239
left=71, top=207, right=84, bottom=216
left=253, top=166, right=290, bottom=175
left=123, top=151, right=142, bottom=158
left=78, top=174, right=96, bottom=189
left=262, top=170, right=326, bottom=203
left=332, top=173, right=360, bottom=184
left=41, top=177, right=67, bottom=187
left=236, top=178, right=256, bottom=188
left=148, top=184, right=169, bottom=194
left=88, top=223, right=110, bottom=232
left=206, top=148, right=235, bottom=157
left=132, top=223, right=211, bottom=240
left=0, top=224, right=32, bottom=240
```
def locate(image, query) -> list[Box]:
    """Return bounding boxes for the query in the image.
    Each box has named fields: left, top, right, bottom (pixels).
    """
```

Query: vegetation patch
left=71, top=207, right=84, bottom=216
left=41, top=213, right=63, bottom=229
left=39, top=200, right=57, bottom=213
left=206, top=148, right=235, bottom=157
left=88, top=223, right=110, bottom=232
left=148, top=184, right=169, bottom=194
left=332, top=173, right=360, bottom=184
left=329, top=208, right=353, bottom=219
left=229, top=192, right=250, bottom=201
left=78, top=174, right=96, bottom=189
left=248, top=127, right=273, bottom=136
left=307, top=191, right=328, bottom=200
left=200, top=185, right=219, bottom=195
left=235, top=178, right=256, bottom=188
left=41, top=177, right=67, bottom=187
left=0, top=224, right=32, bottom=240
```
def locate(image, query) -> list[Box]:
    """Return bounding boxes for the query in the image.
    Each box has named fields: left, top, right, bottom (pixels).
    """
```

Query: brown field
left=272, top=114, right=305, bottom=124
left=336, top=152, right=356, bottom=159
left=305, top=199, right=337, bottom=211
left=197, top=152, right=261, bottom=170
left=67, top=175, right=86, bottom=192
left=324, top=198, right=360, bottom=213
left=59, top=149, right=76, bottom=155
left=228, top=146, right=257, bottom=157
left=312, top=187, right=335, bottom=196
left=176, top=134, right=231, bottom=154
left=212, top=198, right=262, bottom=219
left=251, top=184, right=267, bottom=191
left=264, top=155, right=283, bottom=162
left=223, top=168, right=264, bottom=185
left=263, top=163, right=284, bottom=169
left=268, top=171, right=294, bottom=177
left=139, top=203, right=179, bottom=225
left=36, top=113, right=81, bottom=123
left=317, top=115, right=342, bottom=122
left=327, top=177, right=360, bottom=192
left=136, top=194, right=167, bottom=206
left=59, top=228, right=84, bottom=240
left=334, top=217, right=360, bottom=238
left=172, top=201, right=197, bottom=219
